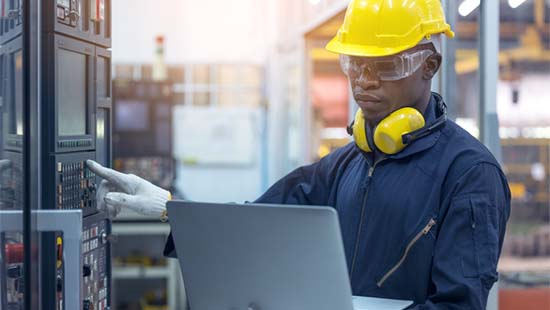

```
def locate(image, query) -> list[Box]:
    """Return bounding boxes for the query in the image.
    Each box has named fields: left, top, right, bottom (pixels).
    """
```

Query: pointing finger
left=86, top=160, right=134, bottom=193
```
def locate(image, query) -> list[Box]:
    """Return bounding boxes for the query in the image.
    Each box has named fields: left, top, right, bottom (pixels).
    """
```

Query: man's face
left=344, top=45, right=440, bottom=126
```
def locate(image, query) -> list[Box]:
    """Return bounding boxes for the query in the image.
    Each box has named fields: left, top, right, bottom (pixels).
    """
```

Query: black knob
left=56, top=276, right=63, bottom=292
left=83, top=299, right=91, bottom=310
left=7, top=266, right=22, bottom=278
left=83, top=264, right=92, bottom=277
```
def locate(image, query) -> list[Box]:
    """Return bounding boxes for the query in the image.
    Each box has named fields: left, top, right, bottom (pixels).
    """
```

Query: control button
left=57, top=162, right=63, bottom=172
left=0, top=256, right=16, bottom=277
left=56, top=237, right=63, bottom=269
left=57, top=7, right=65, bottom=19
left=100, top=232, right=112, bottom=245
left=7, top=266, right=22, bottom=278
left=83, top=299, right=91, bottom=310
left=83, top=265, right=92, bottom=277
left=56, top=275, right=63, bottom=292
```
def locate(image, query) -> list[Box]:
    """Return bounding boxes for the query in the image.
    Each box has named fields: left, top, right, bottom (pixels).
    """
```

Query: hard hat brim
left=326, top=29, right=455, bottom=57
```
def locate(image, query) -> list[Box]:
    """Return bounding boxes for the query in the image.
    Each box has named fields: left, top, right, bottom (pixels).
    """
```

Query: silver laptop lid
left=167, top=201, right=355, bottom=310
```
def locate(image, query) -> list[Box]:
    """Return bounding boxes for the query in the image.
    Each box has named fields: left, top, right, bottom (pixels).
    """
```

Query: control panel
left=0, top=0, right=23, bottom=44
left=56, top=0, right=80, bottom=27
left=82, top=216, right=110, bottom=310
left=54, top=213, right=111, bottom=310
left=1, top=234, right=24, bottom=310
left=47, top=0, right=111, bottom=48
left=112, top=80, right=176, bottom=192
left=41, top=10, right=112, bottom=307
left=0, top=153, right=22, bottom=211
left=0, top=36, right=24, bottom=153
left=54, top=153, right=97, bottom=217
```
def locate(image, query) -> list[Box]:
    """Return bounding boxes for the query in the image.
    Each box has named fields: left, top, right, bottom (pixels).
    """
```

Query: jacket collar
left=387, top=92, right=444, bottom=160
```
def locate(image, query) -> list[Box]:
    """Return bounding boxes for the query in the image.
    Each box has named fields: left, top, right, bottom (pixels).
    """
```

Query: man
left=88, top=0, right=510, bottom=308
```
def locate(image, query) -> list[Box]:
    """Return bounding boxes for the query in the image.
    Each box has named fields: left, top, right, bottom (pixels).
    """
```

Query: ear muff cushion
left=374, top=107, right=425, bottom=154
left=352, top=110, right=372, bottom=153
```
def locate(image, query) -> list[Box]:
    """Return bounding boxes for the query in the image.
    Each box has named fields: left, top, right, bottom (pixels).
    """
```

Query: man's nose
left=356, top=71, right=380, bottom=90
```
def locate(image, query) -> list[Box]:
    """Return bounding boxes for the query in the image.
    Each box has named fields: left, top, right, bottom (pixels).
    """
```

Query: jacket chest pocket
left=376, top=218, right=437, bottom=288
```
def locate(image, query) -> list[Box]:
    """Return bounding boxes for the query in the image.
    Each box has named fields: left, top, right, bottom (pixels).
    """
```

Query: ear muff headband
left=402, top=102, right=447, bottom=144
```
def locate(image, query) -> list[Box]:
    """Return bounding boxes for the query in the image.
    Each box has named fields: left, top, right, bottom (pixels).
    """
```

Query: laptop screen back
left=167, top=201, right=355, bottom=310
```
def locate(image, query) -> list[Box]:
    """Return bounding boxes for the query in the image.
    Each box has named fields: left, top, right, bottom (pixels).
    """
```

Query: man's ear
left=423, top=53, right=442, bottom=80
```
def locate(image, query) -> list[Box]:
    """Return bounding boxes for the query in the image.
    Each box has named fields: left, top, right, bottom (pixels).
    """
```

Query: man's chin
left=361, top=109, right=387, bottom=127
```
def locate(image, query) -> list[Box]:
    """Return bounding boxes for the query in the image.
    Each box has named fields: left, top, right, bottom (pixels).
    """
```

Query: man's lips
left=354, top=93, right=381, bottom=103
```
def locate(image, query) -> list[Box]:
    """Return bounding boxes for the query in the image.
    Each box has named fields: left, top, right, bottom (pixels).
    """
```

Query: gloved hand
left=86, top=160, right=171, bottom=219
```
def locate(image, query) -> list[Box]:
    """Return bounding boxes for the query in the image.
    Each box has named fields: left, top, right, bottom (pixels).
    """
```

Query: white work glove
left=86, top=160, right=171, bottom=219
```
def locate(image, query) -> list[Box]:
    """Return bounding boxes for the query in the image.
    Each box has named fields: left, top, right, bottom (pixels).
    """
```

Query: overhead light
left=308, top=0, right=321, bottom=5
left=508, top=0, right=527, bottom=8
left=458, top=0, right=480, bottom=17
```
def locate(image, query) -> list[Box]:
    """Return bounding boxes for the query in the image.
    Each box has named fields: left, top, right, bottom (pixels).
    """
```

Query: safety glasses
left=339, top=44, right=436, bottom=81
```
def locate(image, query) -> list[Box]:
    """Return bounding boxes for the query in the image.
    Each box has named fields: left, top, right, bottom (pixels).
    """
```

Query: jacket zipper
left=350, top=159, right=386, bottom=280
left=377, top=218, right=437, bottom=288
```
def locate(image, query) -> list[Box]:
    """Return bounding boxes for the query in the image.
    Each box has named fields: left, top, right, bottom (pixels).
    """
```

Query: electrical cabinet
left=0, top=0, right=113, bottom=309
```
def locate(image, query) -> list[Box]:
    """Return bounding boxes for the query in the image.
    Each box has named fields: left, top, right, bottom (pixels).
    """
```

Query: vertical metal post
left=479, top=0, right=502, bottom=163
left=480, top=1, right=502, bottom=309
left=301, top=39, right=312, bottom=164
left=441, top=0, right=458, bottom=121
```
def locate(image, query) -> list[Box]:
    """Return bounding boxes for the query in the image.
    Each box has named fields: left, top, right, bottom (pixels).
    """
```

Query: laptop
left=167, top=201, right=413, bottom=310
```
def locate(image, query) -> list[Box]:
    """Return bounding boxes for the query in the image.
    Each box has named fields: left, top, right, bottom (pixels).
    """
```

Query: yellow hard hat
left=326, top=0, right=455, bottom=57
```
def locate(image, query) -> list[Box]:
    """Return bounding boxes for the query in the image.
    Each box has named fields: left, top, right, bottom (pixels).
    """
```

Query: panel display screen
left=57, top=48, right=87, bottom=136
left=3, top=50, right=24, bottom=136
left=96, top=108, right=109, bottom=166
left=115, top=100, right=149, bottom=131
left=13, top=51, right=23, bottom=135
left=97, top=56, right=110, bottom=99
left=57, top=0, right=71, bottom=7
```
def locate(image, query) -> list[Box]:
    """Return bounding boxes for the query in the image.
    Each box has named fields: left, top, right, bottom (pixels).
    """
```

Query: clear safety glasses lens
left=340, top=48, right=434, bottom=81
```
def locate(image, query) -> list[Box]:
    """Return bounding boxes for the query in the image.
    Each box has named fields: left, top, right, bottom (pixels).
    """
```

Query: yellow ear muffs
left=373, top=107, right=425, bottom=154
left=351, top=107, right=426, bottom=155
left=351, top=109, right=372, bottom=153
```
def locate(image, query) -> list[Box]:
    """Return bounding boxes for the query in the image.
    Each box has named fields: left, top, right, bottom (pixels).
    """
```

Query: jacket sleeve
left=253, top=151, right=341, bottom=205
left=411, top=162, right=511, bottom=309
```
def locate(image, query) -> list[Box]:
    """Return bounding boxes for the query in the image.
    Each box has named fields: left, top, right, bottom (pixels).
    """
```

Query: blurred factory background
left=0, top=0, right=548, bottom=309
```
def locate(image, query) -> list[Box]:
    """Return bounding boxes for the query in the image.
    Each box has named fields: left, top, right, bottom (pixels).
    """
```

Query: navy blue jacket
left=165, top=93, right=510, bottom=309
